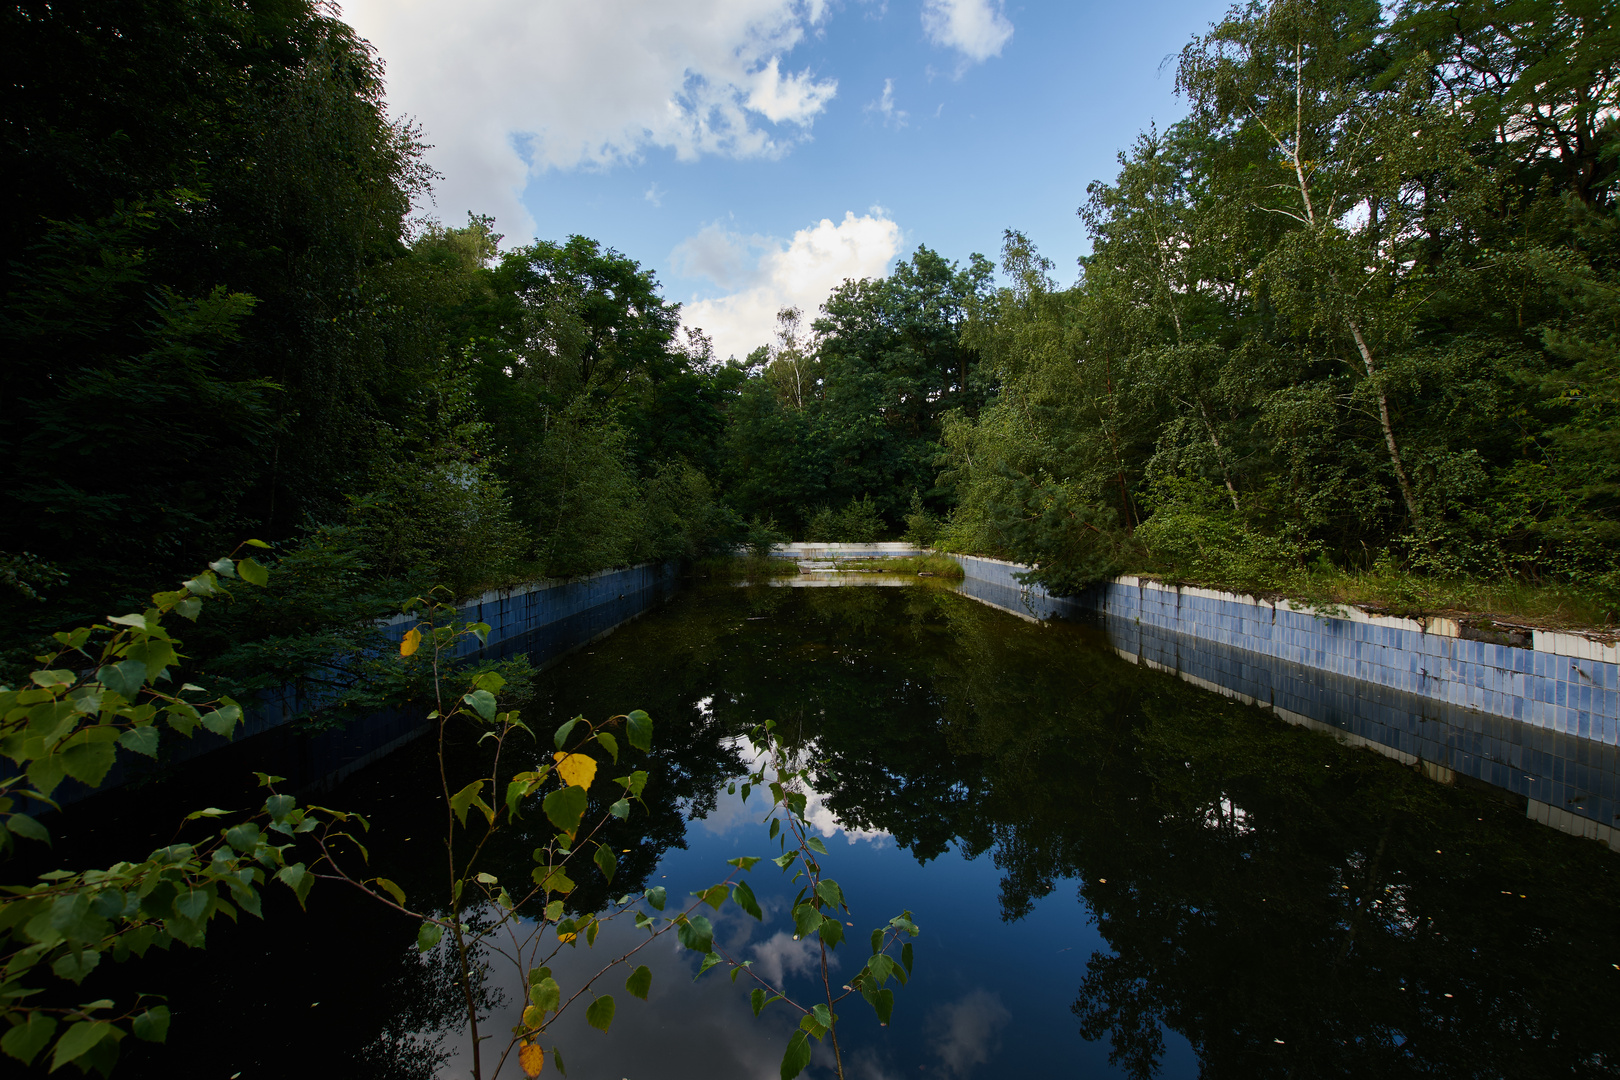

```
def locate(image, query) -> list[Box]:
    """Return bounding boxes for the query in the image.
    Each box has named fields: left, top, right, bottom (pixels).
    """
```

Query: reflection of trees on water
left=91, top=583, right=1615, bottom=1078
left=773, top=588, right=1620, bottom=1079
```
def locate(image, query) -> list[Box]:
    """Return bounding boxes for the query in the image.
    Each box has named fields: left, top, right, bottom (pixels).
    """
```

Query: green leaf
left=542, top=785, right=588, bottom=837
left=60, top=738, right=116, bottom=787
left=732, top=880, right=763, bottom=921
left=873, top=987, right=894, bottom=1026
left=174, top=887, right=211, bottom=921
left=553, top=717, right=581, bottom=750
left=131, top=1006, right=171, bottom=1043
left=812, top=1003, right=833, bottom=1030
left=608, top=798, right=631, bottom=820
left=727, top=856, right=762, bottom=871
left=449, top=780, right=487, bottom=827
left=462, top=689, right=497, bottom=721
left=780, top=1030, right=812, bottom=1080
left=645, top=886, right=666, bottom=911
left=697, top=884, right=728, bottom=910
left=676, top=915, right=714, bottom=954
left=236, top=557, right=269, bottom=587
left=0, top=1011, right=57, bottom=1064
left=374, top=878, right=407, bottom=906
left=625, top=709, right=652, bottom=752
left=695, top=951, right=724, bottom=979
left=593, top=844, right=617, bottom=883
left=7, top=813, right=49, bottom=844
left=595, top=731, right=619, bottom=762
left=97, top=661, right=145, bottom=701
left=818, top=918, right=844, bottom=949
left=625, top=964, right=652, bottom=1000
left=200, top=704, right=242, bottom=737
left=750, top=988, right=767, bottom=1017
left=51, top=948, right=101, bottom=983
left=49, top=1021, right=113, bottom=1071
left=553, top=1046, right=567, bottom=1076
left=417, top=921, right=443, bottom=952
left=118, top=725, right=160, bottom=758
left=805, top=835, right=828, bottom=856
left=225, top=823, right=262, bottom=852
left=815, top=880, right=846, bottom=911
left=531, top=976, right=561, bottom=1012
left=792, top=903, right=823, bottom=941
left=531, top=865, right=575, bottom=896
left=243, top=538, right=272, bottom=549
left=901, top=941, right=913, bottom=974
left=585, top=994, right=616, bottom=1033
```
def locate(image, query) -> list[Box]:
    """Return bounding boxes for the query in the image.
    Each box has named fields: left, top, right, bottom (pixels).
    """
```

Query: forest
left=5, top=0, right=1618, bottom=687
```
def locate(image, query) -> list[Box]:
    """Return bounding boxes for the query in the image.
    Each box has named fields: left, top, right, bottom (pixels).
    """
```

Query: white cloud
left=680, top=210, right=902, bottom=360
left=749, top=930, right=825, bottom=984
left=339, top=0, right=837, bottom=242
left=645, top=182, right=666, bottom=208
left=929, top=989, right=1012, bottom=1078
left=866, top=78, right=908, bottom=128
left=921, top=0, right=1013, bottom=64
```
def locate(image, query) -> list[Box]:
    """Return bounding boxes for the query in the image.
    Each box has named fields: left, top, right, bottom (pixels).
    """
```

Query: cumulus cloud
left=339, top=0, right=837, bottom=241
left=680, top=210, right=902, bottom=360
left=929, top=989, right=1012, bottom=1078
left=750, top=930, right=826, bottom=985
left=921, top=0, right=1014, bottom=64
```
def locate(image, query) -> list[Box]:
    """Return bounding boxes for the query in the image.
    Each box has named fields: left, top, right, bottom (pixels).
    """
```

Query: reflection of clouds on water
left=749, top=928, right=829, bottom=984
left=694, top=736, right=891, bottom=847
left=929, top=989, right=1011, bottom=1078
left=467, top=911, right=800, bottom=1080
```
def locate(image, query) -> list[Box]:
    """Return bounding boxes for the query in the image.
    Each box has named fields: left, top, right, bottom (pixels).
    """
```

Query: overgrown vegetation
left=937, top=0, right=1620, bottom=625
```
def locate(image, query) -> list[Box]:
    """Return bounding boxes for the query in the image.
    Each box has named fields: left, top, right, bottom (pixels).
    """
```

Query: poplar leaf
left=625, top=964, right=652, bottom=1000
left=400, top=628, right=421, bottom=657
left=585, top=995, right=615, bottom=1033
left=519, top=1040, right=546, bottom=1077
left=553, top=752, right=597, bottom=790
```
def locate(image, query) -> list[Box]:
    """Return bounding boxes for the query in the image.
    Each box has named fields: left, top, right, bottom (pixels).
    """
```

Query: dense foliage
left=942, top=0, right=1620, bottom=604
left=0, top=0, right=741, bottom=689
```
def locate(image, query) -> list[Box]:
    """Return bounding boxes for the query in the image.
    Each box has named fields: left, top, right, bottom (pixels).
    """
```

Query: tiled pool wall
left=59, top=563, right=681, bottom=803
left=952, top=555, right=1620, bottom=851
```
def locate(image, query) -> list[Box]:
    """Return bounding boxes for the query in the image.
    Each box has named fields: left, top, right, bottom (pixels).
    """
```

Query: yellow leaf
left=522, top=1004, right=544, bottom=1030
left=519, top=1040, right=545, bottom=1077
left=400, top=628, right=422, bottom=658
left=553, top=752, right=597, bottom=790
left=557, top=932, right=578, bottom=945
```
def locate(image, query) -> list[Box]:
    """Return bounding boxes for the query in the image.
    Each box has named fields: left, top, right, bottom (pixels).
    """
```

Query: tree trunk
left=1347, top=318, right=1423, bottom=529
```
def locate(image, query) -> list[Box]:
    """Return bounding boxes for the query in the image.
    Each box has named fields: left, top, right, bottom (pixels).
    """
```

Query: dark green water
left=34, top=582, right=1620, bottom=1078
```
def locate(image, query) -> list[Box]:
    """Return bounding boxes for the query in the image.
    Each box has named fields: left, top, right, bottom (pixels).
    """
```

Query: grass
left=1128, top=562, right=1617, bottom=638
left=693, top=554, right=801, bottom=582
left=825, top=553, right=965, bottom=578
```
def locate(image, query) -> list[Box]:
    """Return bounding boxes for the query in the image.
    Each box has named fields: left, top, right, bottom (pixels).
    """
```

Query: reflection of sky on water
left=419, top=762, right=1194, bottom=1079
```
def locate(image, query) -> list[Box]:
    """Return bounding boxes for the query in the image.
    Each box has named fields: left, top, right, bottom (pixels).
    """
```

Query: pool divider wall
left=45, top=562, right=681, bottom=805
left=948, top=554, right=1619, bottom=851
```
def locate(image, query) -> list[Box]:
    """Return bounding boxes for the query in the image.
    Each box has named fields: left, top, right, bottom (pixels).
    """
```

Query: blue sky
left=342, top=0, right=1232, bottom=360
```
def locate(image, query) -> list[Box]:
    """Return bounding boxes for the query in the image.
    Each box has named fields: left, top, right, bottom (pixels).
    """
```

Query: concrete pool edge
left=948, top=555, right=1618, bottom=850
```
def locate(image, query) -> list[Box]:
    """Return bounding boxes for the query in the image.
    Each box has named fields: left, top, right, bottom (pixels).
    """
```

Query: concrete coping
left=1109, top=574, right=1619, bottom=665
left=380, top=562, right=671, bottom=627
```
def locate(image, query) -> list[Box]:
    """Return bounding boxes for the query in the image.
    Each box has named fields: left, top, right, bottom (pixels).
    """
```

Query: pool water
left=32, top=582, right=1620, bottom=1079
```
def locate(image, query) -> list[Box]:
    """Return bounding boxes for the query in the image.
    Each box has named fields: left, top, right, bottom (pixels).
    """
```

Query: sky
left=339, top=0, right=1233, bottom=361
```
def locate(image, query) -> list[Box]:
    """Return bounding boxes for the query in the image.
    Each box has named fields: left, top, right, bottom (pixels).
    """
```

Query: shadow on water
left=23, top=582, right=1620, bottom=1079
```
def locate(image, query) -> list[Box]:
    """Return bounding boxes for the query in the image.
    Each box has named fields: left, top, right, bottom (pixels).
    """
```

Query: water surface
left=37, top=582, right=1620, bottom=1079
